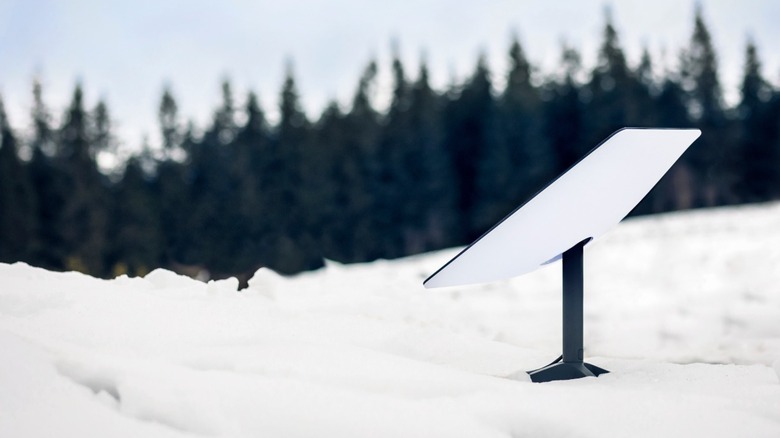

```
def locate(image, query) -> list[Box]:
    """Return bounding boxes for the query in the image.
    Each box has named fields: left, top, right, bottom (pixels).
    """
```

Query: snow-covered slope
left=2, top=203, right=780, bottom=437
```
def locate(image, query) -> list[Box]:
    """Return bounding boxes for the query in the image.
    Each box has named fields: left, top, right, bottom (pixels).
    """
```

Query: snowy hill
left=2, top=203, right=780, bottom=437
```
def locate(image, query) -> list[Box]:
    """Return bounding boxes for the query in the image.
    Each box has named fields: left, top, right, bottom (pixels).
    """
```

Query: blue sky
left=1, top=0, right=779, bottom=150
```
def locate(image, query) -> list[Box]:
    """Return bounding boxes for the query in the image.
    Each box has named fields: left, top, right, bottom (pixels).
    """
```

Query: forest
left=1, top=10, right=779, bottom=283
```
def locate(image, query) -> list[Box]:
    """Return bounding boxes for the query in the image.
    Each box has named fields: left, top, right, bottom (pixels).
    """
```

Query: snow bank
left=2, top=203, right=780, bottom=437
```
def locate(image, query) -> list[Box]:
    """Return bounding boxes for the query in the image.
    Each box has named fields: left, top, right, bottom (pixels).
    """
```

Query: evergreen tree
left=155, top=88, right=191, bottom=269
left=27, top=81, right=67, bottom=269
left=212, top=80, right=238, bottom=145
left=332, top=61, right=382, bottom=262
left=314, top=102, right=375, bottom=263
left=313, top=102, right=353, bottom=261
left=681, top=7, right=724, bottom=125
left=651, top=75, right=696, bottom=211
left=636, top=47, right=655, bottom=92
left=680, top=5, right=729, bottom=206
left=773, top=93, right=780, bottom=199
left=156, top=123, right=195, bottom=267
left=0, top=96, right=38, bottom=263
left=628, top=49, right=670, bottom=216
left=375, top=54, right=413, bottom=258
left=444, top=54, right=497, bottom=239
left=583, top=11, right=645, bottom=147
left=543, top=43, right=586, bottom=174
left=58, top=84, right=109, bottom=275
left=30, top=79, right=56, bottom=157
left=736, top=40, right=776, bottom=201
left=109, top=157, right=162, bottom=276
left=159, top=85, right=180, bottom=157
left=228, top=91, right=271, bottom=276
left=92, top=99, right=116, bottom=172
left=188, top=80, right=239, bottom=275
left=235, top=91, right=269, bottom=169
left=268, top=67, right=323, bottom=273
left=406, top=61, right=459, bottom=251
left=474, top=37, right=554, bottom=231
left=632, top=47, right=660, bottom=126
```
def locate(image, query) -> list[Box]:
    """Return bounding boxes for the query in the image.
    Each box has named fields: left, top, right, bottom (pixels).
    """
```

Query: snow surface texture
left=2, top=203, right=780, bottom=437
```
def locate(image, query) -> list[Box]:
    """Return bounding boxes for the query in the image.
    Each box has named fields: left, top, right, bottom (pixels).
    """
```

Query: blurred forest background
left=1, top=9, right=779, bottom=283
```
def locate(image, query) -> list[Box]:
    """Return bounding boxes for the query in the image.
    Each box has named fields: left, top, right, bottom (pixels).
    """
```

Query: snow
left=2, top=202, right=780, bottom=437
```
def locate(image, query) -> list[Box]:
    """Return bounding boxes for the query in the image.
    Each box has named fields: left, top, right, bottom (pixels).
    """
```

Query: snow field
left=2, top=202, right=780, bottom=437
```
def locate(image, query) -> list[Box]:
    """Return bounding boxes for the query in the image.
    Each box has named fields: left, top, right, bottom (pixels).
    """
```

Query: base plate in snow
left=528, top=361, right=609, bottom=383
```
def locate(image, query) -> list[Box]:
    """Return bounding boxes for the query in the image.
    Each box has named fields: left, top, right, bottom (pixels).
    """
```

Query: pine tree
left=444, top=54, right=497, bottom=239
left=474, top=37, right=554, bottom=231
left=313, top=102, right=352, bottom=261
left=268, top=67, right=323, bottom=273
left=30, top=79, right=56, bottom=157
left=773, top=94, right=780, bottom=198
left=156, top=123, right=194, bottom=267
left=188, top=81, right=239, bottom=275
left=58, top=84, right=109, bottom=275
left=737, top=40, right=776, bottom=201
left=159, top=85, right=180, bottom=157
left=227, top=91, right=271, bottom=276
left=584, top=11, right=645, bottom=147
left=0, top=96, right=38, bottom=263
left=636, top=47, right=655, bottom=92
left=681, top=7, right=723, bottom=125
left=375, top=55, right=413, bottom=258
left=632, top=47, right=660, bottom=126
left=651, top=75, right=696, bottom=212
left=92, top=99, right=116, bottom=172
left=27, top=81, right=67, bottom=269
left=212, top=80, right=238, bottom=145
left=406, top=61, right=459, bottom=251
left=680, top=5, right=729, bottom=206
left=109, top=157, right=162, bottom=276
left=543, top=43, right=585, bottom=174
left=333, top=61, right=382, bottom=262
left=155, top=87, right=192, bottom=269
left=628, top=49, right=668, bottom=216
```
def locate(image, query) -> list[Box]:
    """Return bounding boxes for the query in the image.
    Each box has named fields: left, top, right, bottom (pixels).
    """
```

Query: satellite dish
left=424, top=128, right=701, bottom=382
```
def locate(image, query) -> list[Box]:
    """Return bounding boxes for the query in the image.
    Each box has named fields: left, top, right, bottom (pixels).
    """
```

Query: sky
left=1, top=0, right=779, bottom=150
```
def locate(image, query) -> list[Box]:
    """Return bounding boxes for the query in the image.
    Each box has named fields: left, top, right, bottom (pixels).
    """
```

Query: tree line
left=1, top=9, right=779, bottom=282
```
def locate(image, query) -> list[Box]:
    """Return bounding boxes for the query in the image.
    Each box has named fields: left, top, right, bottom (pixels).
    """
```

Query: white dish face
left=424, top=128, right=701, bottom=288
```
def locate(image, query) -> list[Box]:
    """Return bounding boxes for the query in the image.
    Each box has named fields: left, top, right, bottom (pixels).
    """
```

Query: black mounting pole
left=527, top=239, right=608, bottom=382
left=562, top=240, right=585, bottom=364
